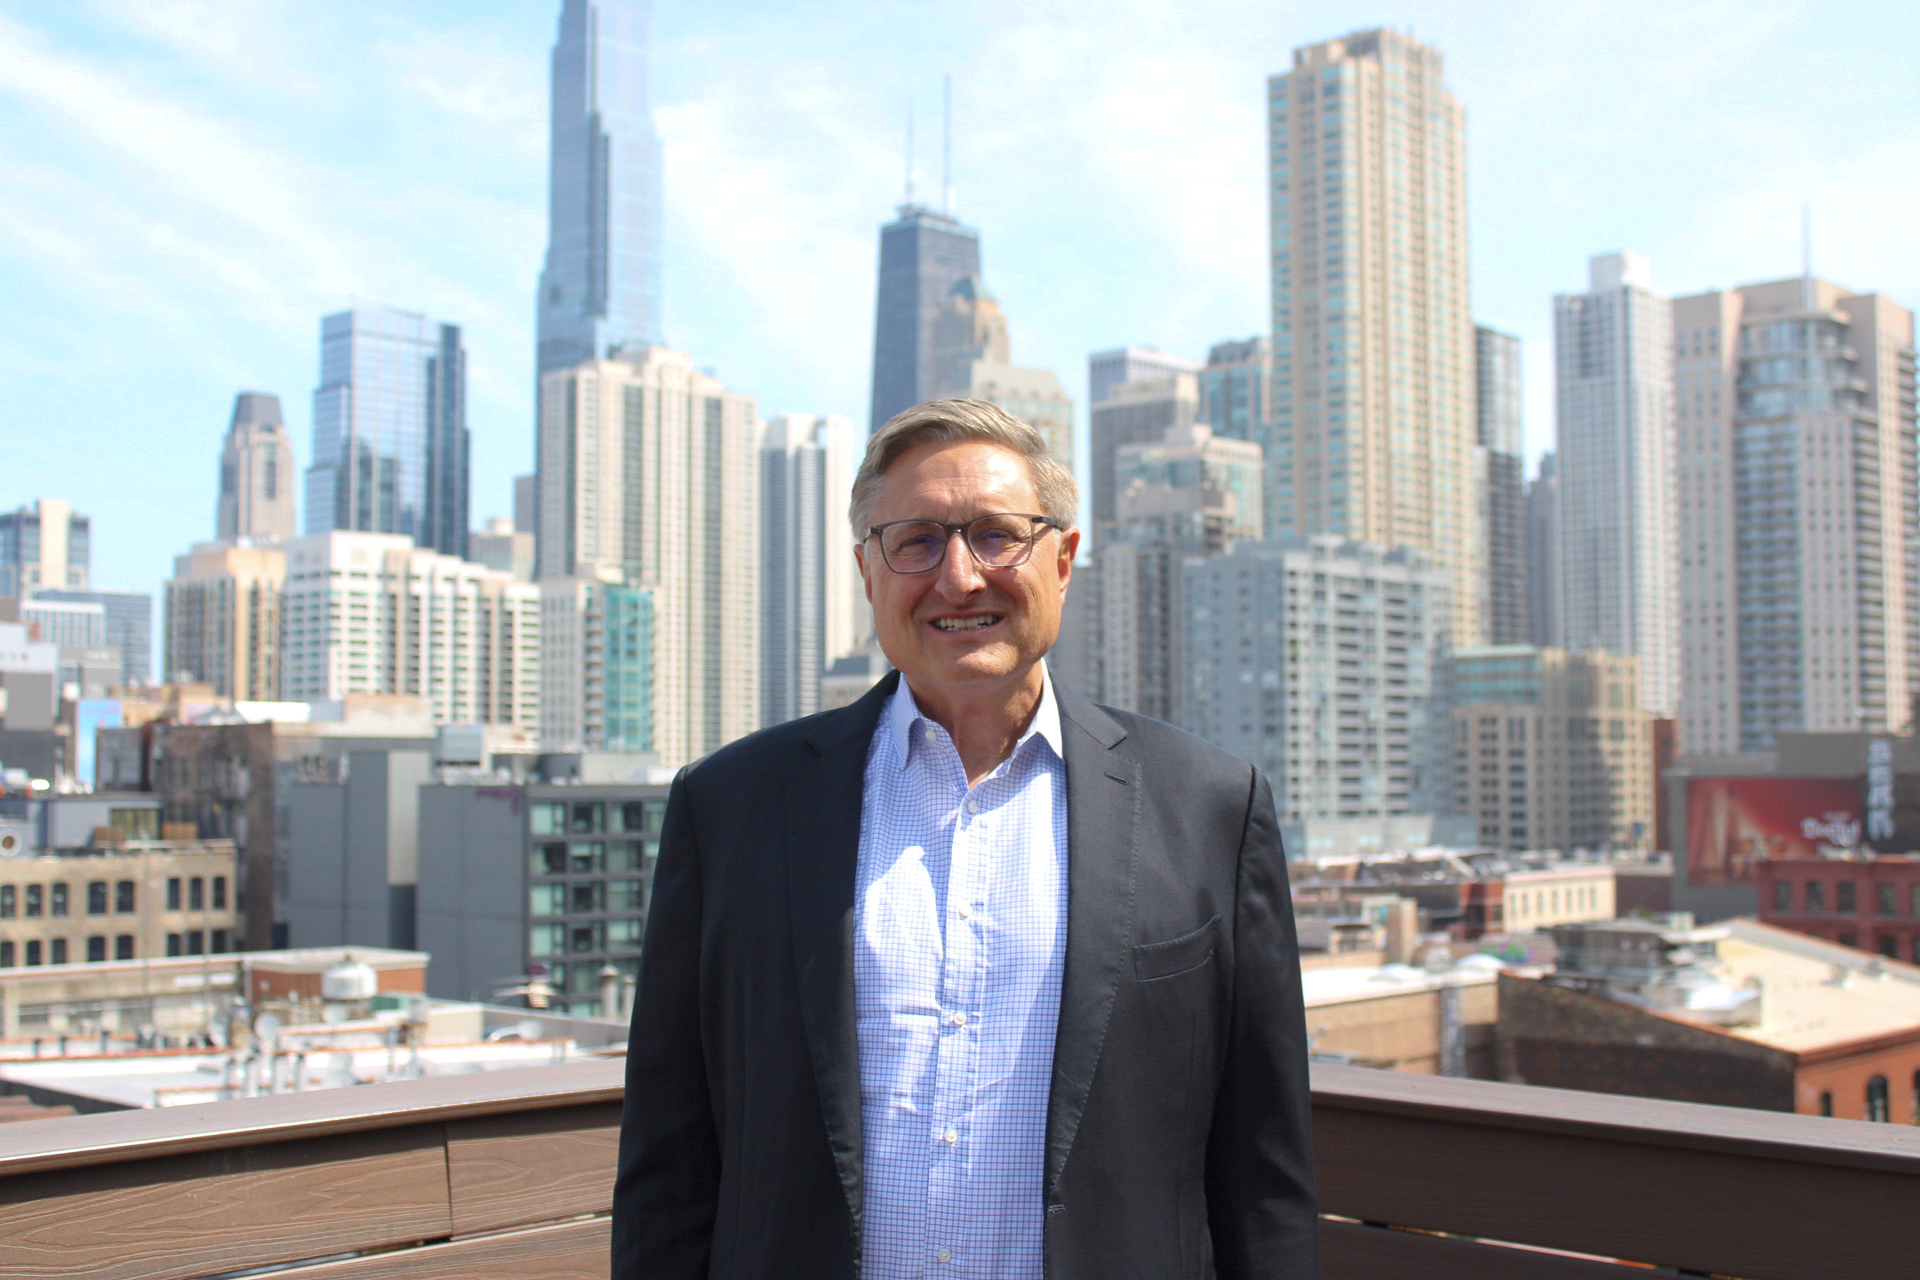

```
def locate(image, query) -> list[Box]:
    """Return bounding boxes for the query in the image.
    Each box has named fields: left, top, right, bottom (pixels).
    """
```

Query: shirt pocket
left=1131, top=914, right=1219, bottom=981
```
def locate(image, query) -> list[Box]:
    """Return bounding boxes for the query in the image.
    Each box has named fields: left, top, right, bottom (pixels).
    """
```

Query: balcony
left=1, top=1061, right=1916, bottom=1278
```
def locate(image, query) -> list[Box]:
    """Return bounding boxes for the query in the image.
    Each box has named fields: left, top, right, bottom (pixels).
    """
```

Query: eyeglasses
left=865, top=513, right=1064, bottom=574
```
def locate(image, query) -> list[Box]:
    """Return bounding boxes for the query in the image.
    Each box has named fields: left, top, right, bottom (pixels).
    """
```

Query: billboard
left=1685, top=777, right=1861, bottom=886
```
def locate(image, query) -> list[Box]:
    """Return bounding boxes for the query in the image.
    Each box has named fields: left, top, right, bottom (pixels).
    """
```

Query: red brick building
left=1756, top=855, right=1920, bottom=964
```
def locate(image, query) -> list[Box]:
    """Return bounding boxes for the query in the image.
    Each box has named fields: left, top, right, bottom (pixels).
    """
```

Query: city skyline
left=2, top=1, right=1918, bottom=611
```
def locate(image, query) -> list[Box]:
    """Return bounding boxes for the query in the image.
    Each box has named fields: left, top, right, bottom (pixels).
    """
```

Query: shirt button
left=943, top=1127, right=958, bottom=1144
left=938, top=1247, right=953, bottom=1263
left=949, top=1011, right=966, bottom=1026
left=957, top=904, right=972, bottom=919
left=965, top=798, right=979, bottom=814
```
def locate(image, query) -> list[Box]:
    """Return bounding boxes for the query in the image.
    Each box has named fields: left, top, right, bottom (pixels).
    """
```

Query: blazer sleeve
left=1206, top=767, right=1322, bottom=1279
left=612, top=769, right=721, bottom=1280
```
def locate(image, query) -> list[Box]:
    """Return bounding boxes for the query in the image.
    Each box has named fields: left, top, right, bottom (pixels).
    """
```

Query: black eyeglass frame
left=863, top=513, right=1065, bottom=574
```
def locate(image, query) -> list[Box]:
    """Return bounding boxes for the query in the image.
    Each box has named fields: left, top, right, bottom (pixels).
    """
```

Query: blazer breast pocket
left=1131, top=914, right=1219, bottom=981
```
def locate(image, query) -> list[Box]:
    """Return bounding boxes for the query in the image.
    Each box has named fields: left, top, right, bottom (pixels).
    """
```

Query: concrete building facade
left=1673, top=277, right=1918, bottom=754
left=164, top=542, right=286, bottom=700
left=1087, top=373, right=1200, bottom=539
left=535, top=345, right=759, bottom=764
left=0, top=500, right=88, bottom=599
left=1183, top=535, right=1452, bottom=828
left=1554, top=253, right=1678, bottom=714
left=279, top=532, right=538, bottom=732
left=761, top=414, right=862, bottom=728
left=0, top=840, right=242, bottom=971
left=1452, top=645, right=1653, bottom=852
left=1268, top=29, right=1481, bottom=645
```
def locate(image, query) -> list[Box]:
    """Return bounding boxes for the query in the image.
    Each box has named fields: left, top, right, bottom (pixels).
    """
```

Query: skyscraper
left=304, top=305, right=469, bottom=559
left=536, top=0, right=663, bottom=375
left=1475, top=326, right=1527, bottom=645
left=1527, top=453, right=1559, bottom=647
left=218, top=392, right=297, bottom=544
left=1197, top=337, right=1272, bottom=444
left=536, top=345, right=760, bottom=764
left=761, top=414, right=862, bottom=727
left=1673, top=276, right=1918, bottom=753
left=0, top=499, right=88, bottom=598
left=1087, top=347, right=1200, bottom=412
left=1070, top=424, right=1263, bottom=722
left=1087, top=373, right=1199, bottom=538
left=1553, top=253, right=1677, bottom=714
left=164, top=542, right=285, bottom=700
left=1268, top=29, right=1482, bottom=644
left=34, top=589, right=152, bottom=686
left=928, top=275, right=1075, bottom=464
left=868, top=206, right=981, bottom=432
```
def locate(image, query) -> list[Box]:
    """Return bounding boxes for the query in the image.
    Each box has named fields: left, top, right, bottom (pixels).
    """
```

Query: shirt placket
left=926, top=766, right=989, bottom=1274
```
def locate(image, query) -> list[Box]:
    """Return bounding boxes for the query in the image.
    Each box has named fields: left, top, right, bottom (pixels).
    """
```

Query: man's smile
left=930, top=614, right=1004, bottom=632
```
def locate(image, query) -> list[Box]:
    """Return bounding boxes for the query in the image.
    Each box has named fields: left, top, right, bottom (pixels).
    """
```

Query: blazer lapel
left=787, top=671, right=898, bottom=1242
left=1046, top=680, right=1139, bottom=1197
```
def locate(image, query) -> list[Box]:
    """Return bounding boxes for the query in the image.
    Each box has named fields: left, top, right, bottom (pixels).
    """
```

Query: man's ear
left=856, top=542, right=874, bottom=603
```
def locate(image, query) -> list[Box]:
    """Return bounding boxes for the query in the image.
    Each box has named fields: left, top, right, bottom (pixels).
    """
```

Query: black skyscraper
left=868, top=206, right=980, bottom=434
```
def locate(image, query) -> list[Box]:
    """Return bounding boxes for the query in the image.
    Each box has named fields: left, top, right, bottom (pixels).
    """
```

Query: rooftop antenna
left=904, top=100, right=917, bottom=206
left=942, top=74, right=953, bottom=215
left=1799, top=200, right=1813, bottom=310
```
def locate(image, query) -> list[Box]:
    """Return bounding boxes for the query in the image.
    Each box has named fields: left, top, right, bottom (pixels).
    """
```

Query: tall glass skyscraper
left=868, top=206, right=981, bottom=433
left=304, top=305, right=469, bottom=559
left=536, top=0, right=663, bottom=375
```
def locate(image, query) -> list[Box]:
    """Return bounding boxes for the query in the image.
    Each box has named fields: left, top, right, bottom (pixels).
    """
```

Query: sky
left=3, top=0, right=1918, bottom=631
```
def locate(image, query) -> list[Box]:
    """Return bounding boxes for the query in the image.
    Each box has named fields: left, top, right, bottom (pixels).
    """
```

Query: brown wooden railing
left=1, top=1061, right=1917, bottom=1278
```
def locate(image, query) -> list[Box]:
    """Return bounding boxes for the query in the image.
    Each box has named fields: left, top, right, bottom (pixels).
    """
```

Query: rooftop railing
left=1, top=1061, right=1917, bottom=1278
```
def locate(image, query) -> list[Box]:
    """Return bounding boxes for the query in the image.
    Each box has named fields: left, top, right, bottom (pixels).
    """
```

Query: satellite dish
left=253, top=1013, right=282, bottom=1047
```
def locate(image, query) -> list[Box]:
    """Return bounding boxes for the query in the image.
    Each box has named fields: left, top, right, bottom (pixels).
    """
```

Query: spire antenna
left=905, top=100, right=917, bottom=205
left=942, top=75, right=953, bottom=215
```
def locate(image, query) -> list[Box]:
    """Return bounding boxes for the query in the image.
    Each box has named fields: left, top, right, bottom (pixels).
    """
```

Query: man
left=614, top=399, right=1318, bottom=1279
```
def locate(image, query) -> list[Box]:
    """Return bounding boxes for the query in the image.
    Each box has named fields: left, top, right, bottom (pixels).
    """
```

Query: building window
left=49, top=939, right=66, bottom=964
left=88, top=882, right=108, bottom=915
left=115, top=935, right=134, bottom=960
left=167, top=878, right=182, bottom=910
left=0, top=885, right=13, bottom=918
left=166, top=933, right=182, bottom=957
left=0, top=941, right=12, bottom=967
left=186, top=930, right=205, bottom=955
left=570, top=842, right=606, bottom=874
left=570, top=921, right=605, bottom=953
left=1880, top=936, right=1899, bottom=959
left=25, top=885, right=43, bottom=918
left=213, top=877, right=227, bottom=910
left=570, top=802, right=605, bottom=834
left=50, top=883, right=67, bottom=917
left=1837, top=882, right=1857, bottom=914
left=1867, top=1075, right=1890, bottom=1123
left=1772, top=881, right=1792, bottom=912
left=529, top=802, right=566, bottom=836
left=1819, top=1091, right=1833, bottom=1117
left=1877, top=883, right=1897, bottom=916
left=189, top=878, right=204, bottom=911
left=116, top=881, right=135, bottom=913
left=570, top=881, right=606, bottom=914
left=24, top=940, right=41, bottom=966
left=211, top=928, right=228, bottom=953
left=613, top=801, right=648, bottom=833
left=1806, top=882, right=1826, bottom=913
left=1839, top=931, right=1858, bottom=949
left=87, top=936, right=107, bottom=963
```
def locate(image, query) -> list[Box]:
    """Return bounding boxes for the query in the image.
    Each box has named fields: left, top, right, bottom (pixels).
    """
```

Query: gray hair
left=848, top=398, right=1079, bottom=538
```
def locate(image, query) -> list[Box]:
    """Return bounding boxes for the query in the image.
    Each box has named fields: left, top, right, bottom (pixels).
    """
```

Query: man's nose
left=935, top=528, right=986, bottom=592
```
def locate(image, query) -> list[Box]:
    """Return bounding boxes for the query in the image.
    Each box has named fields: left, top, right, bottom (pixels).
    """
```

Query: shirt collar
left=881, top=666, right=1065, bottom=772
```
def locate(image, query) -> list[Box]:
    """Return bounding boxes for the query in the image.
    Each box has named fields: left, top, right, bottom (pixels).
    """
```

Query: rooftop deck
left=1, top=1060, right=1916, bottom=1278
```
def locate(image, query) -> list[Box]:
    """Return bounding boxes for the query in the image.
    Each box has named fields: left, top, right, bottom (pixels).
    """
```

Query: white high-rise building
left=535, top=345, right=760, bottom=763
left=1182, top=536, right=1452, bottom=825
left=1268, top=29, right=1482, bottom=645
left=761, top=414, right=863, bottom=727
left=279, top=531, right=538, bottom=731
left=1674, top=277, right=1918, bottom=753
left=1552, top=252, right=1677, bottom=714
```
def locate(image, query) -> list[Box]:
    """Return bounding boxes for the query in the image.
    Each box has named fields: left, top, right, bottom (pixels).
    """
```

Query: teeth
left=933, top=616, right=1001, bottom=632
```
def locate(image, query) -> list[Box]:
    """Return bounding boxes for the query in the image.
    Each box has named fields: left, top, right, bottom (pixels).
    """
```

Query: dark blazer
left=613, top=671, right=1319, bottom=1279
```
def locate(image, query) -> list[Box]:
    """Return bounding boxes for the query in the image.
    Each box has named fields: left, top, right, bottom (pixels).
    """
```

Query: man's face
left=856, top=439, right=1079, bottom=708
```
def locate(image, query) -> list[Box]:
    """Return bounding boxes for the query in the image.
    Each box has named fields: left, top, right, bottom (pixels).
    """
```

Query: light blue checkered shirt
left=854, top=671, right=1069, bottom=1279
